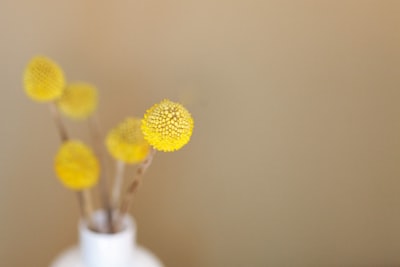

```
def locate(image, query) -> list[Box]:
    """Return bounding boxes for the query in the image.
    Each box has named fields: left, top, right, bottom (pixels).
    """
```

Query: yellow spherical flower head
left=23, top=56, right=65, bottom=102
left=106, top=118, right=150, bottom=164
left=142, top=99, right=194, bottom=152
left=54, top=140, right=100, bottom=191
left=57, top=83, right=98, bottom=120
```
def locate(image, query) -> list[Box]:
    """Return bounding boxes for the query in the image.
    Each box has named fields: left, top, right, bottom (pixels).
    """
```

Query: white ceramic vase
left=50, top=212, right=163, bottom=267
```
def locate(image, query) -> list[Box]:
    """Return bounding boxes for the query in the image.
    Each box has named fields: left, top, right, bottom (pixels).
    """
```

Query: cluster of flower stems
left=50, top=103, right=153, bottom=233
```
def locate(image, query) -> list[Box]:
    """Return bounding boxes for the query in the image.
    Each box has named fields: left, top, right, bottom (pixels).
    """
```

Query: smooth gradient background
left=1, top=1, right=400, bottom=266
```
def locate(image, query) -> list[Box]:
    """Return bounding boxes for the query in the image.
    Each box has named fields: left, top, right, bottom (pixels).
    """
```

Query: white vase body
left=50, top=213, right=163, bottom=267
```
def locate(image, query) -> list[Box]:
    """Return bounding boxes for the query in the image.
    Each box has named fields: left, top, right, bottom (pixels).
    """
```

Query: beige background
left=1, top=0, right=400, bottom=266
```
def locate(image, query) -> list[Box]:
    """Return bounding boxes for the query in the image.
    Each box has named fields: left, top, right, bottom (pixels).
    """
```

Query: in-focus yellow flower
left=57, top=83, right=98, bottom=120
left=23, top=56, right=65, bottom=102
left=106, top=118, right=150, bottom=163
left=141, top=99, right=194, bottom=152
left=54, top=140, right=100, bottom=191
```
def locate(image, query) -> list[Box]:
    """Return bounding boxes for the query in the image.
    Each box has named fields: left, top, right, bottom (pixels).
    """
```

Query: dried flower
left=54, top=140, right=100, bottom=190
left=106, top=118, right=150, bottom=163
left=141, top=99, right=194, bottom=152
left=57, top=83, right=98, bottom=120
left=23, top=56, right=65, bottom=102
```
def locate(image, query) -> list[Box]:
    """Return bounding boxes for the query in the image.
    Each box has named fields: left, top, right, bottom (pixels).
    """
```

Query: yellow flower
left=141, top=99, right=194, bottom=152
left=23, top=56, right=65, bottom=102
left=54, top=140, right=100, bottom=190
left=106, top=118, right=150, bottom=163
left=57, top=83, right=98, bottom=120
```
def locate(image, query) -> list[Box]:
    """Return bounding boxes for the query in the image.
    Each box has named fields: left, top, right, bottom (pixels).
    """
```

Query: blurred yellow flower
left=57, top=83, right=98, bottom=120
left=141, top=99, right=194, bottom=152
left=106, top=118, right=150, bottom=163
left=54, top=140, right=100, bottom=190
left=23, top=56, right=65, bottom=102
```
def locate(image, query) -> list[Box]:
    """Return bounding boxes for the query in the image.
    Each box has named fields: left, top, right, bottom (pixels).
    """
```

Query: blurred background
left=1, top=0, right=400, bottom=266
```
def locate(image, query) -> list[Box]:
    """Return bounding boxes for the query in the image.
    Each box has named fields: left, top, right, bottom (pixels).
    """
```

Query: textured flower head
left=23, top=56, right=65, bottom=102
left=141, top=99, right=194, bottom=152
left=57, top=83, right=98, bottom=120
left=106, top=118, right=150, bottom=164
left=54, top=140, right=100, bottom=191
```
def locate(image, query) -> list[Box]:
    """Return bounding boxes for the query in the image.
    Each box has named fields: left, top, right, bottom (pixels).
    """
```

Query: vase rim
left=79, top=210, right=136, bottom=236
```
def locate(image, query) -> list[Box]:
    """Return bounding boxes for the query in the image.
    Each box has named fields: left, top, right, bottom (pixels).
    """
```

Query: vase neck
left=80, top=211, right=136, bottom=267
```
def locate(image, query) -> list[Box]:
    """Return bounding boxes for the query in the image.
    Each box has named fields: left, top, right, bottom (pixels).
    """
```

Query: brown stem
left=118, top=149, right=156, bottom=229
left=77, top=191, right=96, bottom=231
left=76, top=191, right=86, bottom=218
left=88, top=115, right=114, bottom=233
left=48, top=102, right=68, bottom=142
left=111, top=160, right=125, bottom=210
left=48, top=102, right=96, bottom=230
left=82, top=189, right=93, bottom=221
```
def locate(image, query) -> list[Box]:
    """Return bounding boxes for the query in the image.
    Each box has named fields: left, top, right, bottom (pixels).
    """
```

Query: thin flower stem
left=76, top=191, right=86, bottom=218
left=48, top=102, right=68, bottom=142
left=111, top=160, right=125, bottom=211
left=118, top=149, right=156, bottom=228
left=48, top=102, right=95, bottom=230
left=77, top=191, right=96, bottom=231
left=82, top=189, right=93, bottom=219
left=88, top=114, right=114, bottom=233
left=82, top=189, right=96, bottom=229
